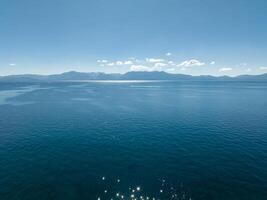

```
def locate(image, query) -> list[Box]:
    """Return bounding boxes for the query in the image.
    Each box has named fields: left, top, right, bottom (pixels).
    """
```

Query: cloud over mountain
left=178, top=59, right=205, bottom=67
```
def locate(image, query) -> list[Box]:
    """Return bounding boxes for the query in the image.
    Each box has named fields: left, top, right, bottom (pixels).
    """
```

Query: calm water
left=0, top=81, right=267, bottom=200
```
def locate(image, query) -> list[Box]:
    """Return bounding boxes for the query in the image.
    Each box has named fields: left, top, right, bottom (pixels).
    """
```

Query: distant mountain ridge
left=0, top=71, right=267, bottom=82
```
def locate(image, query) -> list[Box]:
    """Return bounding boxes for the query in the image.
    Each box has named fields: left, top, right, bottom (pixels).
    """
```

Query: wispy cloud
left=146, top=58, right=165, bottom=63
left=9, top=63, right=16, bottom=66
left=178, top=59, right=205, bottom=67
left=210, top=61, right=215, bottom=65
left=115, top=60, right=134, bottom=65
left=219, top=67, right=233, bottom=72
left=107, top=62, right=115, bottom=66
left=130, top=65, right=161, bottom=72
left=259, top=66, right=267, bottom=70
left=166, top=68, right=175, bottom=72
left=97, top=60, right=108, bottom=63
left=154, top=63, right=167, bottom=67
left=115, top=61, right=124, bottom=65
left=128, top=57, right=138, bottom=61
left=168, top=61, right=175, bottom=65
left=99, top=59, right=134, bottom=66
left=124, top=60, right=133, bottom=65
left=166, top=52, right=172, bottom=56
left=240, top=62, right=247, bottom=66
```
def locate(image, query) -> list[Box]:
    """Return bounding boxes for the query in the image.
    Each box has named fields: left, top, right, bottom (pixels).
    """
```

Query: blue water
left=0, top=81, right=267, bottom=200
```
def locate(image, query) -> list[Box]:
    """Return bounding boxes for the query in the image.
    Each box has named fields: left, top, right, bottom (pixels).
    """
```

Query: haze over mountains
left=1, top=71, right=267, bottom=82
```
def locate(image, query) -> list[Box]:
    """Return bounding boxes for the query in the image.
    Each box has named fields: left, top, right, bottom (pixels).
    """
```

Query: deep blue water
left=0, top=81, right=267, bottom=200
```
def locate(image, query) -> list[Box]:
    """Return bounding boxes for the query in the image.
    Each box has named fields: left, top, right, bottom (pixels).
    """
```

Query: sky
left=1, top=0, right=267, bottom=76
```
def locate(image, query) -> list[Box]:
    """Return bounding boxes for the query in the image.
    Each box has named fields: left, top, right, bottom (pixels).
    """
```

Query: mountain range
left=0, top=71, right=267, bottom=82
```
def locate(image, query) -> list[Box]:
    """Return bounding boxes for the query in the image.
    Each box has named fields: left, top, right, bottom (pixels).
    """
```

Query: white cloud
left=130, top=65, right=161, bottom=72
left=240, top=62, right=247, bottom=66
left=130, top=65, right=151, bottom=71
left=97, top=60, right=108, bottom=63
left=154, top=63, right=167, bottom=67
left=146, top=58, right=165, bottom=63
left=166, top=52, right=172, bottom=56
left=168, top=61, right=174, bottom=65
left=107, top=62, right=115, bottom=66
left=259, top=66, right=267, bottom=70
left=166, top=68, right=175, bottom=72
left=219, top=67, right=233, bottom=72
left=115, top=60, right=134, bottom=65
left=178, top=59, right=205, bottom=67
left=101, top=60, right=134, bottom=66
left=245, top=68, right=252, bottom=72
left=235, top=62, right=248, bottom=67
left=210, top=61, right=215, bottom=65
left=124, top=60, right=133, bottom=65
left=128, top=57, right=140, bottom=62
left=9, top=63, right=16, bottom=66
left=116, top=61, right=124, bottom=65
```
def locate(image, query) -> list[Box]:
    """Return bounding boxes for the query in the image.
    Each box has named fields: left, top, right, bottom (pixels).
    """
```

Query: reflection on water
left=96, top=177, right=191, bottom=200
left=0, top=85, right=40, bottom=105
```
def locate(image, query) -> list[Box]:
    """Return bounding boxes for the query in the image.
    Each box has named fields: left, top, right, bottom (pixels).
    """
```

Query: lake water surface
left=0, top=81, right=267, bottom=200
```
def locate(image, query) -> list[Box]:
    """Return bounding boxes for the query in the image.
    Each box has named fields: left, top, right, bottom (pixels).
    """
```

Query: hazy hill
left=0, top=71, right=267, bottom=82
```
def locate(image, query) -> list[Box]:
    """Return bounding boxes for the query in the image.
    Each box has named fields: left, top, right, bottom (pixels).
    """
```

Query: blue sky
left=1, top=0, right=267, bottom=76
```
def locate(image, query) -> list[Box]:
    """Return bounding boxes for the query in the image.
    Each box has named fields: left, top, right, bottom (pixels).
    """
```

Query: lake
left=0, top=81, right=267, bottom=200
